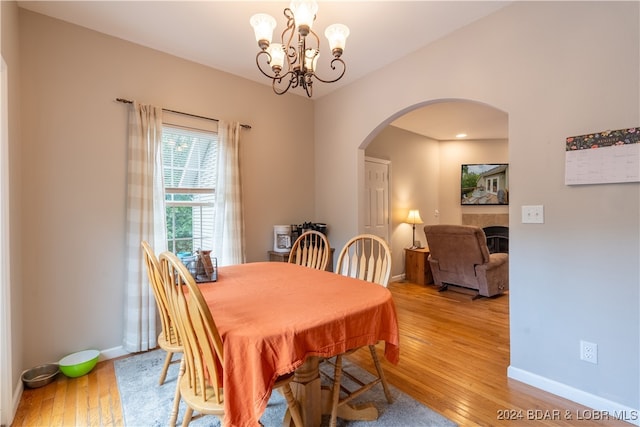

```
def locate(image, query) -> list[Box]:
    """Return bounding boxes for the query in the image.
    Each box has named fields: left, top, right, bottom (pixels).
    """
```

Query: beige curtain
left=213, top=121, right=246, bottom=265
left=123, top=102, right=167, bottom=353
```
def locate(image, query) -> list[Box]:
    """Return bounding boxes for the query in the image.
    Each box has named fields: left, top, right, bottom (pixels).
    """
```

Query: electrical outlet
left=580, top=340, right=598, bottom=364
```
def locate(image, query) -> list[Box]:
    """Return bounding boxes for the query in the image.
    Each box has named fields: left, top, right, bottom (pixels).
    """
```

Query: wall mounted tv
left=461, top=164, right=509, bottom=205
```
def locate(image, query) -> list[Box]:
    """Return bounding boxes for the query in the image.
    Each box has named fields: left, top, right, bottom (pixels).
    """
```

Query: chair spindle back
left=288, top=230, right=330, bottom=271
left=159, top=251, right=224, bottom=405
left=336, top=234, right=391, bottom=287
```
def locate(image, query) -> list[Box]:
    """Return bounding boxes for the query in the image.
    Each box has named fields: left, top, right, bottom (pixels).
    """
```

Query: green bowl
left=59, top=349, right=100, bottom=378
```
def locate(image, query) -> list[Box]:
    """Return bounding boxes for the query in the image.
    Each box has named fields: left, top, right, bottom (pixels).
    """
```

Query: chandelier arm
left=282, top=10, right=297, bottom=69
left=283, top=7, right=294, bottom=22
left=302, top=28, right=320, bottom=76
left=286, top=43, right=297, bottom=71
left=312, top=58, right=346, bottom=84
left=307, top=28, right=320, bottom=51
left=292, top=73, right=302, bottom=89
left=255, top=51, right=280, bottom=79
left=272, top=71, right=297, bottom=95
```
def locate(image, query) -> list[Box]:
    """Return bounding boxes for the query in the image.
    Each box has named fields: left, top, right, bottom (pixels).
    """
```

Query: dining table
left=198, top=261, right=400, bottom=427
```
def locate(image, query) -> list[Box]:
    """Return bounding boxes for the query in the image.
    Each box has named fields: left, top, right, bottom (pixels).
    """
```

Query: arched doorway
left=359, top=99, right=509, bottom=282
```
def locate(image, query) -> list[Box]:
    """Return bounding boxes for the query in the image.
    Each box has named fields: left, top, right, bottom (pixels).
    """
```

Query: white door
left=364, top=158, right=390, bottom=242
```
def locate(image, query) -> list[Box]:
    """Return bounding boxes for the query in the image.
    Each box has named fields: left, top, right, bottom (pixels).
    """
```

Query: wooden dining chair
left=141, top=241, right=184, bottom=426
left=288, top=230, right=330, bottom=271
left=335, top=233, right=391, bottom=286
left=329, top=234, right=393, bottom=427
left=158, top=251, right=304, bottom=427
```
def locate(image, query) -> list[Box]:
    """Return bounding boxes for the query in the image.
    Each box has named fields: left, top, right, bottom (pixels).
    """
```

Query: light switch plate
left=522, top=205, right=544, bottom=223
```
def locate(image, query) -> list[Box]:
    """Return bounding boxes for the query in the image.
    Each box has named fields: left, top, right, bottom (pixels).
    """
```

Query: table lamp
left=406, top=209, right=424, bottom=248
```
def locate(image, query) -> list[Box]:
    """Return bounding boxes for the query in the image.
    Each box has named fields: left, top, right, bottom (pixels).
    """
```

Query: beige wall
left=17, top=9, right=316, bottom=369
left=365, top=124, right=507, bottom=278
left=316, top=1, right=638, bottom=413
left=5, top=0, right=639, bottom=421
left=439, top=138, right=508, bottom=224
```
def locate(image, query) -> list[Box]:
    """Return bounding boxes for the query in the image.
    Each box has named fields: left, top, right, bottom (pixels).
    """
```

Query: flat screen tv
left=461, top=164, right=509, bottom=205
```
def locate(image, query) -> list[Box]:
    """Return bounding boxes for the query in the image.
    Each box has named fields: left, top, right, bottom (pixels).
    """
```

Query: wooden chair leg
left=369, top=345, right=393, bottom=403
left=181, top=406, right=193, bottom=427
left=329, top=354, right=343, bottom=427
left=169, top=357, right=185, bottom=427
left=159, top=350, right=173, bottom=385
left=280, top=383, right=304, bottom=427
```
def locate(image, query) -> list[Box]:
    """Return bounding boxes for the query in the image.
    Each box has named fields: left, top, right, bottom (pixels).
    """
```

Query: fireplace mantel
left=462, top=213, right=508, bottom=228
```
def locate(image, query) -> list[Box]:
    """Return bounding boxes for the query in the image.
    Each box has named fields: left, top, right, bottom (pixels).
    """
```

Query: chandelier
left=250, top=0, right=350, bottom=97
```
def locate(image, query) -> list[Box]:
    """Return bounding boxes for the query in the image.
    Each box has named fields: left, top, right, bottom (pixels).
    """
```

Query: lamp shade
left=304, top=48, right=319, bottom=71
left=325, top=23, right=350, bottom=55
left=406, top=209, right=424, bottom=225
left=250, top=13, right=276, bottom=48
left=267, top=43, right=285, bottom=71
left=289, top=0, right=318, bottom=33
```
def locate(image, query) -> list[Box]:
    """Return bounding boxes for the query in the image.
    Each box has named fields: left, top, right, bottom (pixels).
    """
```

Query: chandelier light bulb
left=304, top=48, right=319, bottom=72
left=325, top=23, right=350, bottom=57
left=289, top=0, right=318, bottom=36
left=267, top=43, right=285, bottom=73
left=250, top=13, right=277, bottom=50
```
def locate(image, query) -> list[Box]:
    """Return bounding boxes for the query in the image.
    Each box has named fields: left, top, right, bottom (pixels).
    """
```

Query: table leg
left=289, top=356, right=380, bottom=426
left=290, top=356, right=322, bottom=427
left=320, top=390, right=378, bottom=422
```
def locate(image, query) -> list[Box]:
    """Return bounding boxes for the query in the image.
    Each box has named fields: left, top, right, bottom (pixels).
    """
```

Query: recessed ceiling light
left=456, top=133, right=467, bottom=138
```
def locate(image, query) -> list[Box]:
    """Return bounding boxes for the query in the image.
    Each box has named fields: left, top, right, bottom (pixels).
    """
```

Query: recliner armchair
left=424, top=224, right=508, bottom=298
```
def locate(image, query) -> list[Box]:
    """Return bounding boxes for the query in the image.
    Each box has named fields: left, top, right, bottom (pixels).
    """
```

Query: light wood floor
left=12, top=281, right=630, bottom=426
left=11, top=356, right=123, bottom=426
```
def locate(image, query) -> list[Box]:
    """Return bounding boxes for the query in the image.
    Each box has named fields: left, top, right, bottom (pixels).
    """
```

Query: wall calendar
left=565, top=127, right=639, bottom=185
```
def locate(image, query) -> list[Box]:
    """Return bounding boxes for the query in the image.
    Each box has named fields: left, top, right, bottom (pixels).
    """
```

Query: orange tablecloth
left=199, top=262, right=400, bottom=427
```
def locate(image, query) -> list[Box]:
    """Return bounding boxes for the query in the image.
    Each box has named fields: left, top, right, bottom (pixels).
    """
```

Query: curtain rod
left=115, top=98, right=251, bottom=130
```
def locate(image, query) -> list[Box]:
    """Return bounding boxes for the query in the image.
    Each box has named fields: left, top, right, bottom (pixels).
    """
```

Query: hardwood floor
left=12, top=281, right=630, bottom=426
left=11, top=357, right=123, bottom=426
left=350, top=282, right=630, bottom=427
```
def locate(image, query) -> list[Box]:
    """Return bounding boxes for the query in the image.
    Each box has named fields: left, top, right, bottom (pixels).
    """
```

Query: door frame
left=0, top=55, right=13, bottom=427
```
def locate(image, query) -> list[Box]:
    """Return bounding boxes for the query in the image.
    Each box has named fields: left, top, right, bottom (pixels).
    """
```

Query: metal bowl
left=21, top=364, right=60, bottom=389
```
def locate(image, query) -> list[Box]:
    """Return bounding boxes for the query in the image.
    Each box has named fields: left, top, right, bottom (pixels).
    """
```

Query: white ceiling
left=390, top=100, right=508, bottom=140
left=17, top=0, right=510, bottom=140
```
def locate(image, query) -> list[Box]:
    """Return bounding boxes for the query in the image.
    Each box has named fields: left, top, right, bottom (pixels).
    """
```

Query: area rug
left=114, top=349, right=457, bottom=427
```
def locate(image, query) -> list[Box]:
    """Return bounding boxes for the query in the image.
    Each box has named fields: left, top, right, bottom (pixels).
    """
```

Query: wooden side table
left=268, top=249, right=335, bottom=272
left=404, top=247, right=433, bottom=285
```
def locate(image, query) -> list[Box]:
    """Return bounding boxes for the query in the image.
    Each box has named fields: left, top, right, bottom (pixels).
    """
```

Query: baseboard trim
left=11, top=380, right=22, bottom=424
left=391, top=274, right=405, bottom=283
left=99, top=345, right=130, bottom=362
left=508, top=366, right=639, bottom=426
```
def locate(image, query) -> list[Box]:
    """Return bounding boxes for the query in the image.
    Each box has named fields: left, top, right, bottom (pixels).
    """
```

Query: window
left=162, top=125, right=217, bottom=255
